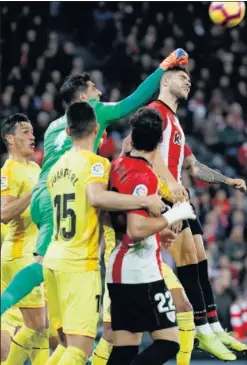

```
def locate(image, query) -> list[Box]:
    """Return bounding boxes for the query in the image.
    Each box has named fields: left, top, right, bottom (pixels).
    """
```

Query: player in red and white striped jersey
left=150, top=65, right=247, bottom=357
left=149, top=100, right=186, bottom=184
left=106, top=107, right=196, bottom=365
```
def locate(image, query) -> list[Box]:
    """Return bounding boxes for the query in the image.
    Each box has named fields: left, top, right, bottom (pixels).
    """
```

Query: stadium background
left=1, top=1, right=246, bottom=364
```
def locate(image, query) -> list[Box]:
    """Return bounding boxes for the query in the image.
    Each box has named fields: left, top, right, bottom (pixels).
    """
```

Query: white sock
left=196, top=323, right=213, bottom=335
left=210, top=321, right=224, bottom=333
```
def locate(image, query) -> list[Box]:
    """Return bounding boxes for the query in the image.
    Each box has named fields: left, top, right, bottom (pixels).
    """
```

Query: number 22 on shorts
left=154, top=291, right=176, bottom=323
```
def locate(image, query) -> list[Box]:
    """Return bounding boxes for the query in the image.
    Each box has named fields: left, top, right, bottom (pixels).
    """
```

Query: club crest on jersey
left=166, top=311, right=176, bottom=323
left=1, top=176, right=8, bottom=191
left=173, top=131, right=182, bottom=146
left=133, top=184, right=148, bottom=196
left=91, top=162, right=104, bottom=177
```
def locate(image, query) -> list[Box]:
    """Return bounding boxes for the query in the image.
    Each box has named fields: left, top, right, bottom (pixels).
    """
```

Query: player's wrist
left=162, top=210, right=176, bottom=226
left=161, top=214, right=169, bottom=227
left=159, top=60, right=169, bottom=71
left=226, top=177, right=233, bottom=185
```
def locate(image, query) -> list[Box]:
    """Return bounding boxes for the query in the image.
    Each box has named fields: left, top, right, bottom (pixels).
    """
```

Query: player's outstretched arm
left=86, top=182, right=164, bottom=216
left=184, top=154, right=247, bottom=193
left=1, top=193, right=32, bottom=224
left=94, top=49, right=188, bottom=125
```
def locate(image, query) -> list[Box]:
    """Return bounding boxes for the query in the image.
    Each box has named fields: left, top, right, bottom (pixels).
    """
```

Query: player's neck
left=8, top=152, right=30, bottom=164
left=72, top=137, right=94, bottom=153
left=130, top=149, right=156, bottom=166
left=158, top=92, right=178, bottom=113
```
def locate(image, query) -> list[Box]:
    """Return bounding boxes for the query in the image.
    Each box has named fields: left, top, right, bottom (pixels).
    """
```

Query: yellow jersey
left=1, top=159, right=40, bottom=259
left=158, top=178, right=172, bottom=202
left=43, top=149, right=110, bottom=272
left=1, top=223, right=8, bottom=247
left=103, top=224, right=116, bottom=266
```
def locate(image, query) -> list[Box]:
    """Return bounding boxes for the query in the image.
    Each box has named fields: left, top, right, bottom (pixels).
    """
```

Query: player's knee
left=176, top=297, right=193, bottom=313
left=180, top=244, right=198, bottom=265
left=29, top=322, right=46, bottom=333
left=36, top=318, right=47, bottom=333
left=170, top=289, right=193, bottom=313
left=1, top=331, right=11, bottom=361
left=23, top=310, right=46, bottom=333
left=102, top=321, right=113, bottom=343
left=197, top=251, right=207, bottom=262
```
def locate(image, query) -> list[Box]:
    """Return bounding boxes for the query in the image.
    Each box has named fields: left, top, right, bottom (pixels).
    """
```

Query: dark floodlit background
left=1, top=2, right=247, bottom=363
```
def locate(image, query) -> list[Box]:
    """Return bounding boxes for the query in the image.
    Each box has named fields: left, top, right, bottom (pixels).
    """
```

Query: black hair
left=130, top=107, right=163, bottom=152
left=1, top=113, right=31, bottom=147
left=60, top=73, right=91, bottom=105
left=165, top=65, right=189, bottom=76
left=66, top=102, right=97, bottom=138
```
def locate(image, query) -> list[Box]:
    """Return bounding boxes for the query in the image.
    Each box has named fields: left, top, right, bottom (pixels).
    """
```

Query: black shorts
left=107, top=280, right=177, bottom=333
left=162, top=199, right=203, bottom=235
left=188, top=203, right=204, bottom=235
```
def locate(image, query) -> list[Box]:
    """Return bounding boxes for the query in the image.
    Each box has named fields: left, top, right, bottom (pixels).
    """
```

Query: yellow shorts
left=43, top=284, right=60, bottom=338
left=1, top=257, right=45, bottom=309
left=161, top=262, right=183, bottom=291
left=44, top=269, right=102, bottom=337
left=103, top=281, right=111, bottom=323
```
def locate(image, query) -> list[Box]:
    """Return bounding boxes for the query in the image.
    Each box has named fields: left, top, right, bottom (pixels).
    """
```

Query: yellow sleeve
left=1, top=223, right=8, bottom=246
left=158, top=178, right=172, bottom=202
left=1, top=164, right=21, bottom=197
left=86, top=155, right=110, bottom=186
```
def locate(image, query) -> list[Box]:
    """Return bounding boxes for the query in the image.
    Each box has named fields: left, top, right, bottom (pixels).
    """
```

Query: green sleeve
left=92, top=67, right=165, bottom=126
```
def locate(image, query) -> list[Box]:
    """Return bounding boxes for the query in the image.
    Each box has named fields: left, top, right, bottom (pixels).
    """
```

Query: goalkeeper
left=1, top=48, right=188, bottom=316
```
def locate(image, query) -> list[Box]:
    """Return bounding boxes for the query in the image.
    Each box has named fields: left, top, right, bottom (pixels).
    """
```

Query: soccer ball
left=209, top=1, right=246, bottom=28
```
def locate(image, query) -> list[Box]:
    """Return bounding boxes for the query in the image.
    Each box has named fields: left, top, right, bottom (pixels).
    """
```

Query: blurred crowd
left=1, top=2, right=246, bottom=340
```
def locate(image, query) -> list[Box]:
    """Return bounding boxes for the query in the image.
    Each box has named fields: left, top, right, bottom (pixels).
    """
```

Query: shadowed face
left=164, top=70, right=191, bottom=101
left=83, top=80, right=102, bottom=101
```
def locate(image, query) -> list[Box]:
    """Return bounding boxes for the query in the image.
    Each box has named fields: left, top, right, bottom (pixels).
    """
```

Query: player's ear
left=66, top=127, right=71, bottom=136
left=5, top=134, right=13, bottom=146
left=161, top=74, right=169, bottom=88
left=78, top=93, right=86, bottom=102
left=94, top=123, right=99, bottom=135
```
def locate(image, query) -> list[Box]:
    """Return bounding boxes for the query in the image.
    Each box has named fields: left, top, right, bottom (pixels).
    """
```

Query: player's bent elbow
left=1, top=211, right=11, bottom=225
left=127, top=226, right=145, bottom=241
left=88, top=194, right=103, bottom=209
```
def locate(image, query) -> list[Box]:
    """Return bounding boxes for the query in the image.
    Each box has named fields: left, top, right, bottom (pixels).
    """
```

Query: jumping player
left=149, top=65, right=246, bottom=359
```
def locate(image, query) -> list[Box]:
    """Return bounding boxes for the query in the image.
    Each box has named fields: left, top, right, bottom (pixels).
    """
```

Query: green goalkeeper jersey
left=38, top=67, right=164, bottom=184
